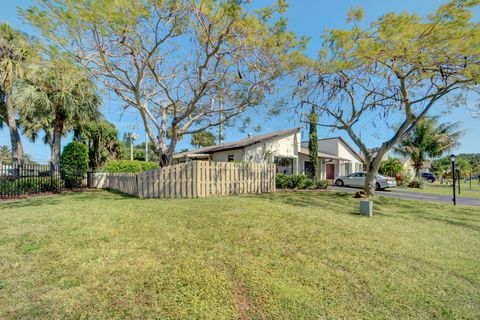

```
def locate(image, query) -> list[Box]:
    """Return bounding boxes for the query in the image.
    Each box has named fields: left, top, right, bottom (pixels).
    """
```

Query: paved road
left=330, top=186, right=480, bottom=207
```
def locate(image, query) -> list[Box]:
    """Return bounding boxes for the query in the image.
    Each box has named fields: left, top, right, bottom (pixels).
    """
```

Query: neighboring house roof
left=400, top=158, right=432, bottom=169
left=399, top=157, right=411, bottom=165
left=422, top=160, right=432, bottom=169
left=316, top=137, right=365, bottom=162
left=298, top=147, right=350, bottom=161
left=173, top=127, right=301, bottom=159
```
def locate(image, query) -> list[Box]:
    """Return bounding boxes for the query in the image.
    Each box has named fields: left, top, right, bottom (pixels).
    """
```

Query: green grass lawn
left=1, top=190, right=479, bottom=319
left=400, top=181, right=480, bottom=199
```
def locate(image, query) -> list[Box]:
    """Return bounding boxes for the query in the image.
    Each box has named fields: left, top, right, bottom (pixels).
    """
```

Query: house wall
left=202, top=133, right=366, bottom=179
left=243, top=132, right=301, bottom=174
left=211, top=149, right=245, bottom=163
left=318, top=139, right=364, bottom=175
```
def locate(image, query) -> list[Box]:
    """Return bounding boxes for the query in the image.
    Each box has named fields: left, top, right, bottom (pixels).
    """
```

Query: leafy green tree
left=0, top=23, right=37, bottom=163
left=16, top=57, right=100, bottom=167
left=379, top=157, right=403, bottom=177
left=23, top=0, right=306, bottom=166
left=78, top=119, right=124, bottom=169
left=432, top=156, right=472, bottom=179
left=457, top=153, right=480, bottom=168
left=298, top=1, right=480, bottom=196
left=308, top=105, right=318, bottom=178
left=191, top=131, right=216, bottom=149
left=395, top=117, right=463, bottom=177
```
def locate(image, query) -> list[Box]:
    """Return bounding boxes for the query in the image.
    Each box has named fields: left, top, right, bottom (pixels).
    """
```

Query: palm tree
left=0, top=145, right=11, bottom=163
left=380, top=157, right=403, bottom=177
left=191, top=131, right=216, bottom=149
left=395, top=117, right=463, bottom=177
left=77, top=119, right=124, bottom=168
left=0, top=23, right=36, bottom=163
left=16, top=57, right=100, bottom=167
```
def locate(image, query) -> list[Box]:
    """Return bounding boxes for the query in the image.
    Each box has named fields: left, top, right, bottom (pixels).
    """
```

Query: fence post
left=50, top=162, right=54, bottom=191
left=136, top=173, right=142, bottom=198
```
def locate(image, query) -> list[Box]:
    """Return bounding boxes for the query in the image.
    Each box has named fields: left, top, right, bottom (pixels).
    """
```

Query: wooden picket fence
left=101, top=161, right=276, bottom=198
left=102, top=173, right=138, bottom=196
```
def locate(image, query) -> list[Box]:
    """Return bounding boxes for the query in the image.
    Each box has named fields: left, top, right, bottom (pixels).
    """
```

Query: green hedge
left=276, top=174, right=329, bottom=190
left=104, top=160, right=160, bottom=173
left=0, top=177, right=64, bottom=194
left=60, top=142, right=89, bottom=187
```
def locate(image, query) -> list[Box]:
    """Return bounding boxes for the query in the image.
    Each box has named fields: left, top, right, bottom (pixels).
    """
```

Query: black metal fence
left=0, top=163, right=86, bottom=199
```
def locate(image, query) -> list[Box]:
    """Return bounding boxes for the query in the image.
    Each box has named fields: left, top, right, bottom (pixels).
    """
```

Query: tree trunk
left=51, top=113, right=64, bottom=168
left=5, top=89, right=24, bottom=164
left=414, top=165, right=421, bottom=177
left=158, top=134, right=178, bottom=167
left=364, top=152, right=385, bottom=197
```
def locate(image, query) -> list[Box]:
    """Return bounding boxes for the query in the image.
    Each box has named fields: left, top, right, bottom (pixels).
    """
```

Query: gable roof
left=174, top=127, right=301, bottom=158
left=316, top=137, right=365, bottom=162
left=298, top=147, right=350, bottom=161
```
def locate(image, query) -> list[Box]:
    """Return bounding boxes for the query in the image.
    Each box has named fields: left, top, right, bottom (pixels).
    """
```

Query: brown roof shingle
left=174, top=127, right=301, bottom=158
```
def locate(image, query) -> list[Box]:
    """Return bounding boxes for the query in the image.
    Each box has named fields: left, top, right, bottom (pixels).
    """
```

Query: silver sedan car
left=334, top=172, right=397, bottom=190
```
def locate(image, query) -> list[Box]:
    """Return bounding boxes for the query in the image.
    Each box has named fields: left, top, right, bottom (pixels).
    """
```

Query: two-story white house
left=173, top=128, right=364, bottom=180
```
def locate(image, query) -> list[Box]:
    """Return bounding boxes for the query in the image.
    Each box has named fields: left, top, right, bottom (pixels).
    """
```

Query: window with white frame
left=344, top=163, right=352, bottom=175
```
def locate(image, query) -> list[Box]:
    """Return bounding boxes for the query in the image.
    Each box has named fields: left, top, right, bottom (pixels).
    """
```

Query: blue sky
left=1, top=0, right=479, bottom=163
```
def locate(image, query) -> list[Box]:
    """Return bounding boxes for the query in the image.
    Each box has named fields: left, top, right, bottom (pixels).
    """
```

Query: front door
left=326, top=163, right=335, bottom=180
left=304, top=161, right=314, bottom=178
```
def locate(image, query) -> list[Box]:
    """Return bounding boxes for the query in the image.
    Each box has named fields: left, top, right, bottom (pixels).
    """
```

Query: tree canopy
left=22, top=0, right=307, bottom=166
left=191, top=131, right=216, bottom=148
left=394, top=117, right=463, bottom=176
left=16, top=57, right=101, bottom=167
left=0, top=23, right=38, bottom=163
left=297, top=0, right=480, bottom=195
left=78, top=119, right=125, bottom=169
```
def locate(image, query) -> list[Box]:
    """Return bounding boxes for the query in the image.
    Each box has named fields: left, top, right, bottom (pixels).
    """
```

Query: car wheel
left=335, top=179, right=344, bottom=187
left=375, top=182, right=381, bottom=191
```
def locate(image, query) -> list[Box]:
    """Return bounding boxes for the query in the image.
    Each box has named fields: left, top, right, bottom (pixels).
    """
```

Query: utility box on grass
left=359, top=200, right=373, bottom=217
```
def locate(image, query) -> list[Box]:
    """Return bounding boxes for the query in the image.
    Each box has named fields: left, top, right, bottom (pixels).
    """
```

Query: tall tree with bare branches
left=23, top=0, right=305, bottom=166
left=297, top=1, right=480, bottom=196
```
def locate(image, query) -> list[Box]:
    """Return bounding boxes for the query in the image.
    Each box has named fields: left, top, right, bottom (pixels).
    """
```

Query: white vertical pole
left=219, top=99, right=223, bottom=144
left=145, top=131, right=149, bottom=162
left=130, top=134, right=134, bottom=161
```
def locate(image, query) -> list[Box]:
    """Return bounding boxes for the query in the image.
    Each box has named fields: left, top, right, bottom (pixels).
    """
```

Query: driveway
left=329, top=186, right=480, bottom=207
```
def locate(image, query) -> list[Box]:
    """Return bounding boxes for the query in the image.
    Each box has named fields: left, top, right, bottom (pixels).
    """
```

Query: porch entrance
left=304, top=161, right=314, bottom=178
left=326, top=163, right=335, bottom=180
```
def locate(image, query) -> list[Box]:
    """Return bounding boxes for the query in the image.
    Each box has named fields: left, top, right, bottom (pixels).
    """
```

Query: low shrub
left=397, top=172, right=413, bottom=187
left=276, top=174, right=322, bottom=190
left=316, top=179, right=329, bottom=189
left=291, top=175, right=315, bottom=189
left=276, top=173, right=292, bottom=189
left=105, top=160, right=160, bottom=173
left=408, top=177, right=426, bottom=189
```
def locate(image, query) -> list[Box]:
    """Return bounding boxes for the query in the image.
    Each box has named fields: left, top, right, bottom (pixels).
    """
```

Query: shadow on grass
left=102, top=188, right=140, bottom=199
left=0, top=189, right=137, bottom=210
left=374, top=196, right=480, bottom=231
left=244, top=190, right=354, bottom=210
left=0, top=195, right=61, bottom=210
